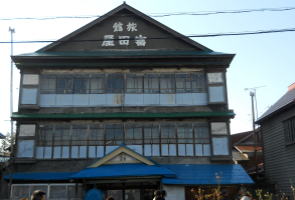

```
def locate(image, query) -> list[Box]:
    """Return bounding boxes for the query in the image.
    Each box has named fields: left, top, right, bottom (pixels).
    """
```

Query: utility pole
left=8, top=26, right=15, bottom=199
left=9, top=27, right=15, bottom=136
left=245, top=86, right=265, bottom=180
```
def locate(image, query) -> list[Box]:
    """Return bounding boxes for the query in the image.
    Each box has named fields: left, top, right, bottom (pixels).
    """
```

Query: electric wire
left=0, top=27, right=295, bottom=44
left=0, top=6, right=295, bottom=20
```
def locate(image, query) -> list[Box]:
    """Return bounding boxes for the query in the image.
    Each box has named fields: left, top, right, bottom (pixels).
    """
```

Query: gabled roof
left=38, top=2, right=212, bottom=52
left=257, top=85, right=295, bottom=123
left=88, top=145, right=155, bottom=168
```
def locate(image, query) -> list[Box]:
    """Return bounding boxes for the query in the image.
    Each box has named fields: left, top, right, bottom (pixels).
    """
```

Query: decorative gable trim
left=88, top=146, right=155, bottom=168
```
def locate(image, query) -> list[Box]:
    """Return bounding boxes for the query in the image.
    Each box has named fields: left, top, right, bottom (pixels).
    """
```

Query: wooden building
left=257, top=83, right=295, bottom=199
left=2, top=3, right=253, bottom=200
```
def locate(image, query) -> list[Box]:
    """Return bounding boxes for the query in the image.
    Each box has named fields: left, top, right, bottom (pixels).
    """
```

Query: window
left=40, top=76, right=56, bottom=94
left=19, top=124, right=36, bottom=137
left=17, top=140, right=34, bottom=158
left=194, top=123, right=210, bottom=156
left=90, top=75, right=104, bottom=93
left=23, top=74, right=39, bottom=85
left=106, top=74, right=124, bottom=93
left=73, top=78, right=89, bottom=94
left=176, top=74, right=191, bottom=93
left=56, top=77, right=73, bottom=94
left=144, top=74, right=159, bottom=93
left=89, top=125, right=105, bottom=145
left=34, top=122, right=215, bottom=159
left=126, top=74, right=143, bottom=93
left=105, top=124, right=124, bottom=145
left=211, top=122, right=229, bottom=155
left=125, top=124, right=143, bottom=144
left=192, top=72, right=206, bottom=92
left=72, top=125, right=88, bottom=145
left=283, top=117, right=295, bottom=145
left=160, top=74, right=174, bottom=93
left=207, top=72, right=226, bottom=103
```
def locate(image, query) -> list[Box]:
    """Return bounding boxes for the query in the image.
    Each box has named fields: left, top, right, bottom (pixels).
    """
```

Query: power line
left=0, top=27, right=295, bottom=44
left=0, top=6, right=295, bottom=21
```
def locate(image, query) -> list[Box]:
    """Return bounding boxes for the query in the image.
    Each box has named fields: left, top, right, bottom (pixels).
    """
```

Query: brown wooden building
left=1, top=3, right=253, bottom=200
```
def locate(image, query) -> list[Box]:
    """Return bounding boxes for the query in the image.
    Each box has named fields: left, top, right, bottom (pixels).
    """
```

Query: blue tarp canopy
left=4, top=164, right=253, bottom=185
left=162, top=164, right=254, bottom=185
left=71, top=164, right=176, bottom=179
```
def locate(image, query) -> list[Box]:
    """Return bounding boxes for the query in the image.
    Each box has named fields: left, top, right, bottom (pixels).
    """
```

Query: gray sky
left=0, top=0, right=295, bottom=135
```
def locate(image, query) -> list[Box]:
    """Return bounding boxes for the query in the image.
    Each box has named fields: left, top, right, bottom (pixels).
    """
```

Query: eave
left=12, top=111, right=235, bottom=120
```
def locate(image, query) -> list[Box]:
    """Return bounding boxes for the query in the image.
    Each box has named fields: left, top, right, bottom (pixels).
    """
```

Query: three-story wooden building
left=3, top=3, right=253, bottom=200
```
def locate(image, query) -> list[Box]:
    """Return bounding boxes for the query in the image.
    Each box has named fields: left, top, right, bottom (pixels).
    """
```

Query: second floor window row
left=37, top=122, right=210, bottom=146
left=40, top=72, right=206, bottom=94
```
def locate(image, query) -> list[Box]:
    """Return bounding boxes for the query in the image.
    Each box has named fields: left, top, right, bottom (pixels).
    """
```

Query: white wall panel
left=125, top=94, right=144, bottom=105
left=143, top=94, right=160, bottom=105
left=160, top=94, right=175, bottom=105
left=89, top=94, right=106, bottom=106
left=56, top=95, right=73, bottom=106
left=73, top=95, right=89, bottom=106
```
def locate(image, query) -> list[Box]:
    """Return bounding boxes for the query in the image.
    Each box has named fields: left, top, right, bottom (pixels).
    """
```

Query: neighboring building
left=257, top=83, right=295, bottom=198
left=231, top=129, right=264, bottom=183
left=2, top=3, right=253, bottom=200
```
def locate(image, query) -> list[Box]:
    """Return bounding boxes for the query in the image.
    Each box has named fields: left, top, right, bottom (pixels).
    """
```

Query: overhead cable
left=0, top=6, right=295, bottom=20
left=0, top=27, right=295, bottom=44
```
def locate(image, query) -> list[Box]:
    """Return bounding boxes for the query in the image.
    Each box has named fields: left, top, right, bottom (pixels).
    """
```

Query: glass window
left=73, top=78, right=89, bottom=94
left=23, top=74, right=39, bottom=85
left=38, top=125, right=54, bottom=146
left=192, top=72, right=206, bottom=93
left=208, top=86, right=225, bottom=103
left=283, top=117, right=295, bottom=145
left=54, top=125, right=70, bottom=145
left=126, top=74, right=143, bottom=93
left=89, top=125, right=104, bottom=145
left=106, top=74, right=124, bottom=93
left=212, top=137, right=229, bottom=155
left=72, top=125, right=88, bottom=145
left=161, top=124, right=176, bottom=143
left=211, top=122, right=228, bottom=135
left=21, top=88, right=38, bottom=105
left=105, top=124, right=124, bottom=145
left=125, top=124, right=143, bottom=144
left=40, top=76, right=56, bottom=94
left=207, top=72, right=223, bottom=83
left=90, top=75, right=104, bottom=93
left=176, top=73, right=191, bottom=93
left=56, top=77, right=73, bottom=94
left=194, top=125, right=210, bottom=143
left=19, top=124, right=36, bottom=136
left=144, top=74, right=159, bottom=93
left=177, top=125, right=193, bottom=143
left=144, top=124, right=160, bottom=144
left=160, top=74, right=174, bottom=93
left=17, top=140, right=34, bottom=158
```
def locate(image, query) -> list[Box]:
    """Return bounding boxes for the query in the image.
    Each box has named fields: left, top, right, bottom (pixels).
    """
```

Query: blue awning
left=71, top=164, right=176, bottom=179
left=4, top=172, right=75, bottom=181
left=161, top=164, right=253, bottom=185
left=4, top=164, right=253, bottom=185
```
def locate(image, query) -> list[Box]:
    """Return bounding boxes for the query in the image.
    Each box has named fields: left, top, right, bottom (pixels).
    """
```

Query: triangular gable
left=89, top=146, right=155, bottom=168
left=39, top=3, right=212, bottom=52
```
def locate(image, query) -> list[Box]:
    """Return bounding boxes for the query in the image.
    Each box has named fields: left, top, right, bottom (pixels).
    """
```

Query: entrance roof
left=71, top=163, right=176, bottom=179
left=4, top=164, right=253, bottom=185
left=162, top=164, right=253, bottom=185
